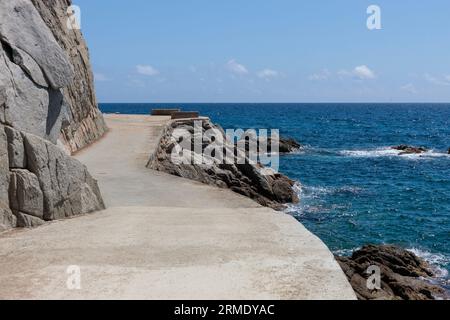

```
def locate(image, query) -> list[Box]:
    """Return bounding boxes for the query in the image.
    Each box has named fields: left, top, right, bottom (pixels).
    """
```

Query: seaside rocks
left=240, top=134, right=301, bottom=154
left=335, top=245, right=447, bottom=300
left=392, top=145, right=427, bottom=155
left=448, top=148, right=450, bottom=155
left=279, top=137, right=302, bottom=153
left=147, top=118, right=299, bottom=210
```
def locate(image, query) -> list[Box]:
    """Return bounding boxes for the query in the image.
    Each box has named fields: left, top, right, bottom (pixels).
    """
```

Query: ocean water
left=101, top=103, right=450, bottom=285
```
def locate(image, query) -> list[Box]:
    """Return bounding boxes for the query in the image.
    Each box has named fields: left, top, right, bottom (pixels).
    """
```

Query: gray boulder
left=9, top=169, right=44, bottom=219
left=15, top=212, right=45, bottom=228
left=23, top=132, right=105, bottom=220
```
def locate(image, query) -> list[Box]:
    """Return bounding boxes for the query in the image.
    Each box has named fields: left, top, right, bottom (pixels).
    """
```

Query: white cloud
left=94, top=73, right=110, bottom=82
left=136, top=65, right=160, bottom=76
left=257, top=69, right=279, bottom=80
left=226, top=59, right=249, bottom=75
left=400, top=83, right=417, bottom=94
left=353, top=65, right=376, bottom=79
left=308, top=69, right=331, bottom=81
left=425, top=74, right=450, bottom=86
left=339, top=65, right=376, bottom=80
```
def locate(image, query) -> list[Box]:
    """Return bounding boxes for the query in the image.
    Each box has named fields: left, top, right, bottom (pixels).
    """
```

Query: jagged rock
left=392, top=145, right=427, bottom=155
left=0, top=42, right=66, bottom=143
left=0, top=0, right=74, bottom=89
left=448, top=148, right=450, bottom=155
left=279, top=137, right=301, bottom=153
left=0, top=126, right=16, bottom=231
left=148, top=118, right=299, bottom=210
left=335, top=245, right=447, bottom=300
left=0, top=207, right=16, bottom=232
left=0, top=0, right=106, bottom=152
left=0, top=0, right=106, bottom=231
left=0, top=126, right=9, bottom=201
left=9, top=169, right=44, bottom=219
left=11, top=46, right=48, bottom=88
left=15, top=212, right=45, bottom=228
left=4, top=126, right=26, bottom=168
left=31, top=0, right=108, bottom=153
left=23, top=132, right=105, bottom=220
left=240, top=134, right=301, bottom=154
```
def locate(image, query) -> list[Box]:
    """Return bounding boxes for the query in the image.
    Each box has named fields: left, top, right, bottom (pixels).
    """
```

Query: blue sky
left=74, top=0, right=450, bottom=103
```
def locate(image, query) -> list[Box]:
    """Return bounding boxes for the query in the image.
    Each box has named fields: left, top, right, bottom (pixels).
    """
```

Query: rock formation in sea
left=335, top=245, right=447, bottom=300
left=392, top=145, right=427, bottom=155
left=0, top=0, right=105, bottom=231
left=241, top=134, right=301, bottom=154
left=147, top=118, right=299, bottom=210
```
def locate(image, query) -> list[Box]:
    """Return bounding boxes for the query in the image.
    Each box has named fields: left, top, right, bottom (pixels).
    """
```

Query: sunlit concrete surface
left=0, top=114, right=356, bottom=300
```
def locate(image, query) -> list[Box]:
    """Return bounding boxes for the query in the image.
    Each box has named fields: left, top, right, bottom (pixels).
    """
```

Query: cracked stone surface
left=0, top=0, right=106, bottom=231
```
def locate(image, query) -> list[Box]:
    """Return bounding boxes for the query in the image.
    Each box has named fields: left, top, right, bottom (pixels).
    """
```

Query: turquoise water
left=101, top=103, right=450, bottom=285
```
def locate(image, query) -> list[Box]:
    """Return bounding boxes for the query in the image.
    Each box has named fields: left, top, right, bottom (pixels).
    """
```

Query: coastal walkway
left=0, top=115, right=356, bottom=299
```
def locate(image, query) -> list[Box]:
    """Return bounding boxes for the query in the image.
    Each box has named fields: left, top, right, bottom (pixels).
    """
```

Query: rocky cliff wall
left=0, top=0, right=106, bottom=231
left=30, top=0, right=107, bottom=153
left=0, top=0, right=106, bottom=153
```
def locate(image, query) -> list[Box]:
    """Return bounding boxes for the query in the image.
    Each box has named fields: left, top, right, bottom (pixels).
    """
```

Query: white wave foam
left=408, top=248, right=450, bottom=279
left=334, top=247, right=361, bottom=257
left=340, top=147, right=450, bottom=159
left=286, top=183, right=363, bottom=216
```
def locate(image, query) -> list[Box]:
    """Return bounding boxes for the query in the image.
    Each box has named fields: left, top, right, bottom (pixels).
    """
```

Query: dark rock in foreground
left=392, top=145, right=427, bottom=155
left=336, top=245, right=447, bottom=300
left=448, top=148, right=450, bottom=155
left=147, top=118, right=299, bottom=210
left=279, top=137, right=301, bottom=153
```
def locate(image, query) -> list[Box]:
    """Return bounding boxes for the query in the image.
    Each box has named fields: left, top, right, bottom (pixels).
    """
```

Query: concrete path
left=0, top=115, right=356, bottom=300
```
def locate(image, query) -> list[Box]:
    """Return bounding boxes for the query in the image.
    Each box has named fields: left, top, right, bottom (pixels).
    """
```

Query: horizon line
left=98, top=101, right=450, bottom=104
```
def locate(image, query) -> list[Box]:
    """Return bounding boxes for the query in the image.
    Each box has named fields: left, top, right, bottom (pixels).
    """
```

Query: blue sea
left=101, top=103, right=450, bottom=286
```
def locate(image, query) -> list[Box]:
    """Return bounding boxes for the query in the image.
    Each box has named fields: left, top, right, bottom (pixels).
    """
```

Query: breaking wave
left=340, top=147, right=450, bottom=159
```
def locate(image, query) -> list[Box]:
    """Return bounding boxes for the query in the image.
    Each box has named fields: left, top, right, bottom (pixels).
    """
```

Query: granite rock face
left=1, top=125, right=105, bottom=229
left=0, top=0, right=106, bottom=152
left=30, top=0, right=107, bottom=153
left=147, top=118, right=299, bottom=210
left=0, top=128, right=16, bottom=231
left=0, top=0, right=106, bottom=231
left=336, top=245, right=447, bottom=300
